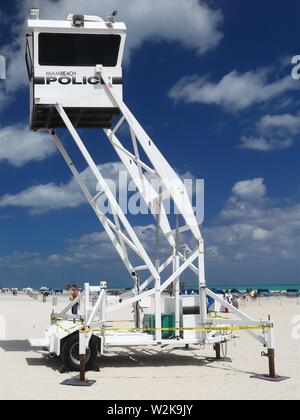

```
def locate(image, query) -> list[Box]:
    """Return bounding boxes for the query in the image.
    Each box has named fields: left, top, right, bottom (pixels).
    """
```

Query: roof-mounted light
left=72, top=14, right=85, bottom=28
left=106, top=10, right=118, bottom=26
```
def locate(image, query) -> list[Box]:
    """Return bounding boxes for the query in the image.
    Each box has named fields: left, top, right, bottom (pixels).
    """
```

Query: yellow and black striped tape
left=52, top=320, right=273, bottom=334
left=80, top=325, right=273, bottom=334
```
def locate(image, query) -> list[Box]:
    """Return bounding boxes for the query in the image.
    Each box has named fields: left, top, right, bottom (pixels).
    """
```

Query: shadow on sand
left=0, top=340, right=32, bottom=352
left=1, top=340, right=263, bottom=378
left=26, top=354, right=62, bottom=371
left=25, top=346, right=234, bottom=374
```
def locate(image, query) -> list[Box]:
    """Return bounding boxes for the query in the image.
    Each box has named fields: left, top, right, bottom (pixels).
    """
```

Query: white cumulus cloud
left=0, top=161, right=124, bottom=213
left=169, top=69, right=298, bottom=111
left=204, top=178, right=300, bottom=264
left=231, top=178, right=266, bottom=201
left=239, top=112, right=300, bottom=151
left=0, top=124, right=56, bottom=166
left=259, top=113, right=300, bottom=134
left=239, top=136, right=293, bottom=151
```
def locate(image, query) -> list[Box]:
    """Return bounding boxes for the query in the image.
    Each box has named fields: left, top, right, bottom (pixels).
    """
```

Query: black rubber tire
left=61, top=333, right=98, bottom=372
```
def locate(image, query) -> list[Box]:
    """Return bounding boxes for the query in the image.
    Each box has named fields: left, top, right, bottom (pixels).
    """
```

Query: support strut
left=214, top=343, right=221, bottom=360
left=267, top=348, right=276, bottom=378
left=79, top=354, right=86, bottom=382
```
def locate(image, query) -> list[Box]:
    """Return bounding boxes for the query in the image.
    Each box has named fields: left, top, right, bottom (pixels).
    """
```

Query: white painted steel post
left=174, top=214, right=180, bottom=338
left=87, top=289, right=104, bottom=327
left=155, top=199, right=162, bottom=341
left=81, top=285, right=90, bottom=382
left=155, top=276, right=162, bottom=341
left=84, top=283, right=90, bottom=322
left=198, top=240, right=207, bottom=340
left=132, top=272, right=141, bottom=329
left=102, top=286, right=107, bottom=326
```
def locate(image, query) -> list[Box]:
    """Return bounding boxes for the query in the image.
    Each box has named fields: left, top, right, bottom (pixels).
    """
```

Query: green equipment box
left=143, top=313, right=175, bottom=339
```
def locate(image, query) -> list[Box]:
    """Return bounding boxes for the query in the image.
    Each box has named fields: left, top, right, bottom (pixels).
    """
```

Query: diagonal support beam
left=50, top=129, right=137, bottom=277
left=55, top=104, right=159, bottom=282
left=139, top=253, right=174, bottom=292
left=104, top=128, right=175, bottom=249
left=106, top=249, right=198, bottom=314
left=106, top=130, right=157, bottom=176
left=101, top=73, right=202, bottom=242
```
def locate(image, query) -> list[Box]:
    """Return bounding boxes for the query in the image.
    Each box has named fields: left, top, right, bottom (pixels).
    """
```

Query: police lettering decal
left=35, top=72, right=102, bottom=85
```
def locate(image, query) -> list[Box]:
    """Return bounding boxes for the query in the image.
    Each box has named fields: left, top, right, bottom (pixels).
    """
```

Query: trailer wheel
left=61, top=333, right=98, bottom=372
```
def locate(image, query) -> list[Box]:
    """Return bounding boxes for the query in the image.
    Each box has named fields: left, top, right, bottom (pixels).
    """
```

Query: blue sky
left=0, top=0, right=299, bottom=288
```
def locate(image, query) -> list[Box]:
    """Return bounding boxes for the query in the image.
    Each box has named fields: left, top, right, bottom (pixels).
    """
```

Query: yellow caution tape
left=82, top=325, right=273, bottom=334
left=106, top=320, right=135, bottom=323
left=51, top=317, right=62, bottom=322
left=53, top=321, right=273, bottom=335
left=54, top=323, right=78, bottom=334
left=208, top=315, right=229, bottom=319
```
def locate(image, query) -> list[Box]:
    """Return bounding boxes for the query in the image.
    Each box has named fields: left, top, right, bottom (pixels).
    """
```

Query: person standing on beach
left=224, top=289, right=233, bottom=304
left=224, top=289, right=233, bottom=313
left=232, top=295, right=239, bottom=309
left=69, top=285, right=79, bottom=315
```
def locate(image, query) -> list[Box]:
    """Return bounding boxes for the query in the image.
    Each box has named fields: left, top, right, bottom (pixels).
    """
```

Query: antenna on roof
left=30, top=8, right=40, bottom=20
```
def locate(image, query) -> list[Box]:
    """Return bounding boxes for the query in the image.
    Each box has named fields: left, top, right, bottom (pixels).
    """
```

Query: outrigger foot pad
left=60, top=376, right=96, bottom=387
left=250, top=374, right=290, bottom=382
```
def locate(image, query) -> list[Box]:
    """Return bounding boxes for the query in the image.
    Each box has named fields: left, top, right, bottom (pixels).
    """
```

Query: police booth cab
left=26, top=12, right=126, bottom=130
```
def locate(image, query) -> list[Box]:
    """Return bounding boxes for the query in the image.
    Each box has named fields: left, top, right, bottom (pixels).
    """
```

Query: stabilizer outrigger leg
left=251, top=318, right=289, bottom=382
left=252, top=348, right=289, bottom=382
left=261, top=348, right=276, bottom=378
left=60, top=328, right=96, bottom=387
left=214, top=343, right=221, bottom=360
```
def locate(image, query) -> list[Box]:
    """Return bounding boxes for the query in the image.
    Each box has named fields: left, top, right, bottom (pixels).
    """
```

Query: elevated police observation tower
left=26, top=11, right=125, bottom=129
left=26, top=10, right=277, bottom=381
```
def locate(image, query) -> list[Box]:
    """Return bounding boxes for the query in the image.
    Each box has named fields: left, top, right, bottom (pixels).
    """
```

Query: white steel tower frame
left=28, top=13, right=277, bottom=379
left=48, top=71, right=274, bottom=349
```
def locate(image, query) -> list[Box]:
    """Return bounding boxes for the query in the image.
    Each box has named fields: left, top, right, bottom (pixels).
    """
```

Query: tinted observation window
left=25, top=38, right=33, bottom=79
left=38, top=33, right=121, bottom=66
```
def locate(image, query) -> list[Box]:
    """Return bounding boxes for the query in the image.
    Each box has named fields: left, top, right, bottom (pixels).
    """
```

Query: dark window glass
left=25, top=37, right=33, bottom=79
left=38, top=33, right=121, bottom=66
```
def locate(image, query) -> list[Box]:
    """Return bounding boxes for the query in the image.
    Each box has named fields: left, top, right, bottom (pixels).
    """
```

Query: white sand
left=0, top=293, right=299, bottom=400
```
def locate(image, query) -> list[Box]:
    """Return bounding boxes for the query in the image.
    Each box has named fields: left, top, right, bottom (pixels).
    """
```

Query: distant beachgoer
left=70, top=285, right=79, bottom=315
left=232, top=296, right=239, bottom=309
left=224, top=289, right=233, bottom=304
left=223, top=289, right=233, bottom=313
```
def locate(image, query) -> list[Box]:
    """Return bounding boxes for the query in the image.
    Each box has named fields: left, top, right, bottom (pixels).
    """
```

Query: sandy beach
left=0, top=292, right=299, bottom=400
